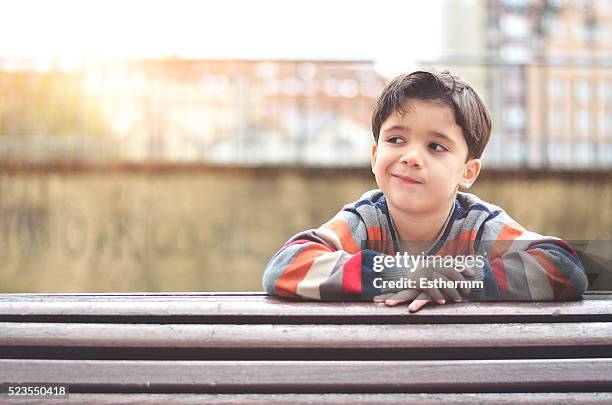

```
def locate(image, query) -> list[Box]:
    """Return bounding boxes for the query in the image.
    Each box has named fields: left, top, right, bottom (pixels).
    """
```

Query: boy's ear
left=371, top=142, right=377, bottom=174
left=459, top=158, right=481, bottom=189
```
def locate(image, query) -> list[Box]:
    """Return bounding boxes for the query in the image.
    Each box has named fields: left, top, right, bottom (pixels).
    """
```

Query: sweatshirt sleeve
left=472, top=210, right=588, bottom=301
left=262, top=210, right=386, bottom=301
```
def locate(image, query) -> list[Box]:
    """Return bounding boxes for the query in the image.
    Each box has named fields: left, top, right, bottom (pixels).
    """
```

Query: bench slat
left=2, top=322, right=611, bottom=349
left=1, top=359, right=610, bottom=393
left=1, top=294, right=610, bottom=324
left=64, top=392, right=612, bottom=404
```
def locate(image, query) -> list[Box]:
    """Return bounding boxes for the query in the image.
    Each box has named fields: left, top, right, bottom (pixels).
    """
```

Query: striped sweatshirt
left=263, top=189, right=588, bottom=301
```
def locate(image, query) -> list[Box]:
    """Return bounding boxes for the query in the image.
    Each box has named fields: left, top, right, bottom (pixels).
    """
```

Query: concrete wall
left=1, top=166, right=610, bottom=292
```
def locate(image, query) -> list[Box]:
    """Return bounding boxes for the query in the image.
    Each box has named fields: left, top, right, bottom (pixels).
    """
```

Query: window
left=504, top=105, right=526, bottom=132
left=574, top=109, right=591, bottom=135
left=574, top=80, right=591, bottom=104
left=548, top=109, right=564, bottom=135
left=500, top=14, right=529, bottom=38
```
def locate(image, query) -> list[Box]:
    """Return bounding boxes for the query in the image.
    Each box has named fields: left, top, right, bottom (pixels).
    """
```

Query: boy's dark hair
left=371, top=68, right=492, bottom=159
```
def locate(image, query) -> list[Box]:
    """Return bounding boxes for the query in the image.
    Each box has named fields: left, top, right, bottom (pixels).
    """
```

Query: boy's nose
left=399, top=146, right=424, bottom=167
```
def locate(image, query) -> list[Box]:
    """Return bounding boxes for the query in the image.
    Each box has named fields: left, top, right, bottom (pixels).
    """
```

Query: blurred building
left=485, top=0, right=612, bottom=168
left=1, top=0, right=610, bottom=169
left=0, top=59, right=384, bottom=165
left=79, top=59, right=384, bottom=165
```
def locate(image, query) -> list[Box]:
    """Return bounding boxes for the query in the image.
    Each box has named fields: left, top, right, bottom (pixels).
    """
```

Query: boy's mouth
left=391, top=173, right=423, bottom=184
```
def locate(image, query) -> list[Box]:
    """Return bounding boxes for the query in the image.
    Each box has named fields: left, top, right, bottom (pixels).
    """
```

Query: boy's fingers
left=435, top=274, right=463, bottom=302
left=408, top=292, right=430, bottom=312
left=421, top=287, right=445, bottom=304
left=384, top=289, right=420, bottom=306
left=373, top=293, right=394, bottom=302
left=409, top=299, right=429, bottom=312
left=434, top=268, right=471, bottom=295
left=441, top=287, right=462, bottom=302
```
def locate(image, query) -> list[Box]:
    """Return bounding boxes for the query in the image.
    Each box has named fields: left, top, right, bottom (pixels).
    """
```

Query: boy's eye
left=387, top=136, right=405, bottom=144
left=429, top=143, right=448, bottom=152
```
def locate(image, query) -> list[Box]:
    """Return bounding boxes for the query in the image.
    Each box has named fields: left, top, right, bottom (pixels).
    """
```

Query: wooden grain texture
left=2, top=322, right=611, bottom=349
left=1, top=359, right=610, bottom=393
left=57, top=392, right=612, bottom=404
left=0, top=293, right=610, bottom=324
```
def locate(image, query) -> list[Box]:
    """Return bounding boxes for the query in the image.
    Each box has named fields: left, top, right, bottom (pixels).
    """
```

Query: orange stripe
left=275, top=244, right=333, bottom=297
left=499, top=222, right=525, bottom=238
left=530, top=249, right=576, bottom=299
left=366, top=226, right=386, bottom=254
left=438, top=230, right=474, bottom=256
left=489, top=223, right=524, bottom=260
left=490, top=257, right=508, bottom=297
left=324, top=219, right=359, bottom=254
left=367, top=227, right=385, bottom=241
left=458, top=230, right=475, bottom=255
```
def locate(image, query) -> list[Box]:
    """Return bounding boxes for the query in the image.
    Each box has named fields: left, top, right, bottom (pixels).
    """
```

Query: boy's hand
left=373, top=264, right=476, bottom=312
left=418, top=264, right=475, bottom=303
left=374, top=289, right=432, bottom=312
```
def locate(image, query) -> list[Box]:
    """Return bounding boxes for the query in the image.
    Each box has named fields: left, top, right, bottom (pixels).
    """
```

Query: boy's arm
left=263, top=210, right=384, bottom=301
left=472, top=210, right=588, bottom=301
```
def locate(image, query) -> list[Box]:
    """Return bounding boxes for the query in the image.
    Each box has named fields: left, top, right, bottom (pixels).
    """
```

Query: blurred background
left=0, top=0, right=610, bottom=292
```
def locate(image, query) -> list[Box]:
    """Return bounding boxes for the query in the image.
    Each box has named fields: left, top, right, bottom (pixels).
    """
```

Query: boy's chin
left=388, top=194, right=454, bottom=214
left=389, top=198, right=431, bottom=214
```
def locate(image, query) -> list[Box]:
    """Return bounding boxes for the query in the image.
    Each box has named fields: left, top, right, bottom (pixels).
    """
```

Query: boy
left=262, top=68, right=588, bottom=312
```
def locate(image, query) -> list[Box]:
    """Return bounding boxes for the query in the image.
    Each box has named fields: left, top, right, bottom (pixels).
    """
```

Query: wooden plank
left=1, top=359, right=610, bottom=393
left=2, top=322, right=611, bottom=349
left=2, top=292, right=607, bottom=301
left=64, top=392, right=612, bottom=404
left=584, top=292, right=612, bottom=297
left=1, top=294, right=610, bottom=324
left=0, top=292, right=269, bottom=298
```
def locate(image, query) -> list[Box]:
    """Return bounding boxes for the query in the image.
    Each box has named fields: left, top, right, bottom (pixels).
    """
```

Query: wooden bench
left=1, top=292, right=611, bottom=403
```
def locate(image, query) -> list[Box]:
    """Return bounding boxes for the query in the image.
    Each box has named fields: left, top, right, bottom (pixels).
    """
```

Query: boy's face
left=371, top=98, right=481, bottom=219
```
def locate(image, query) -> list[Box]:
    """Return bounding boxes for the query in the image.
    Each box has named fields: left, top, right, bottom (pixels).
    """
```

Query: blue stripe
left=361, top=250, right=384, bottom=300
